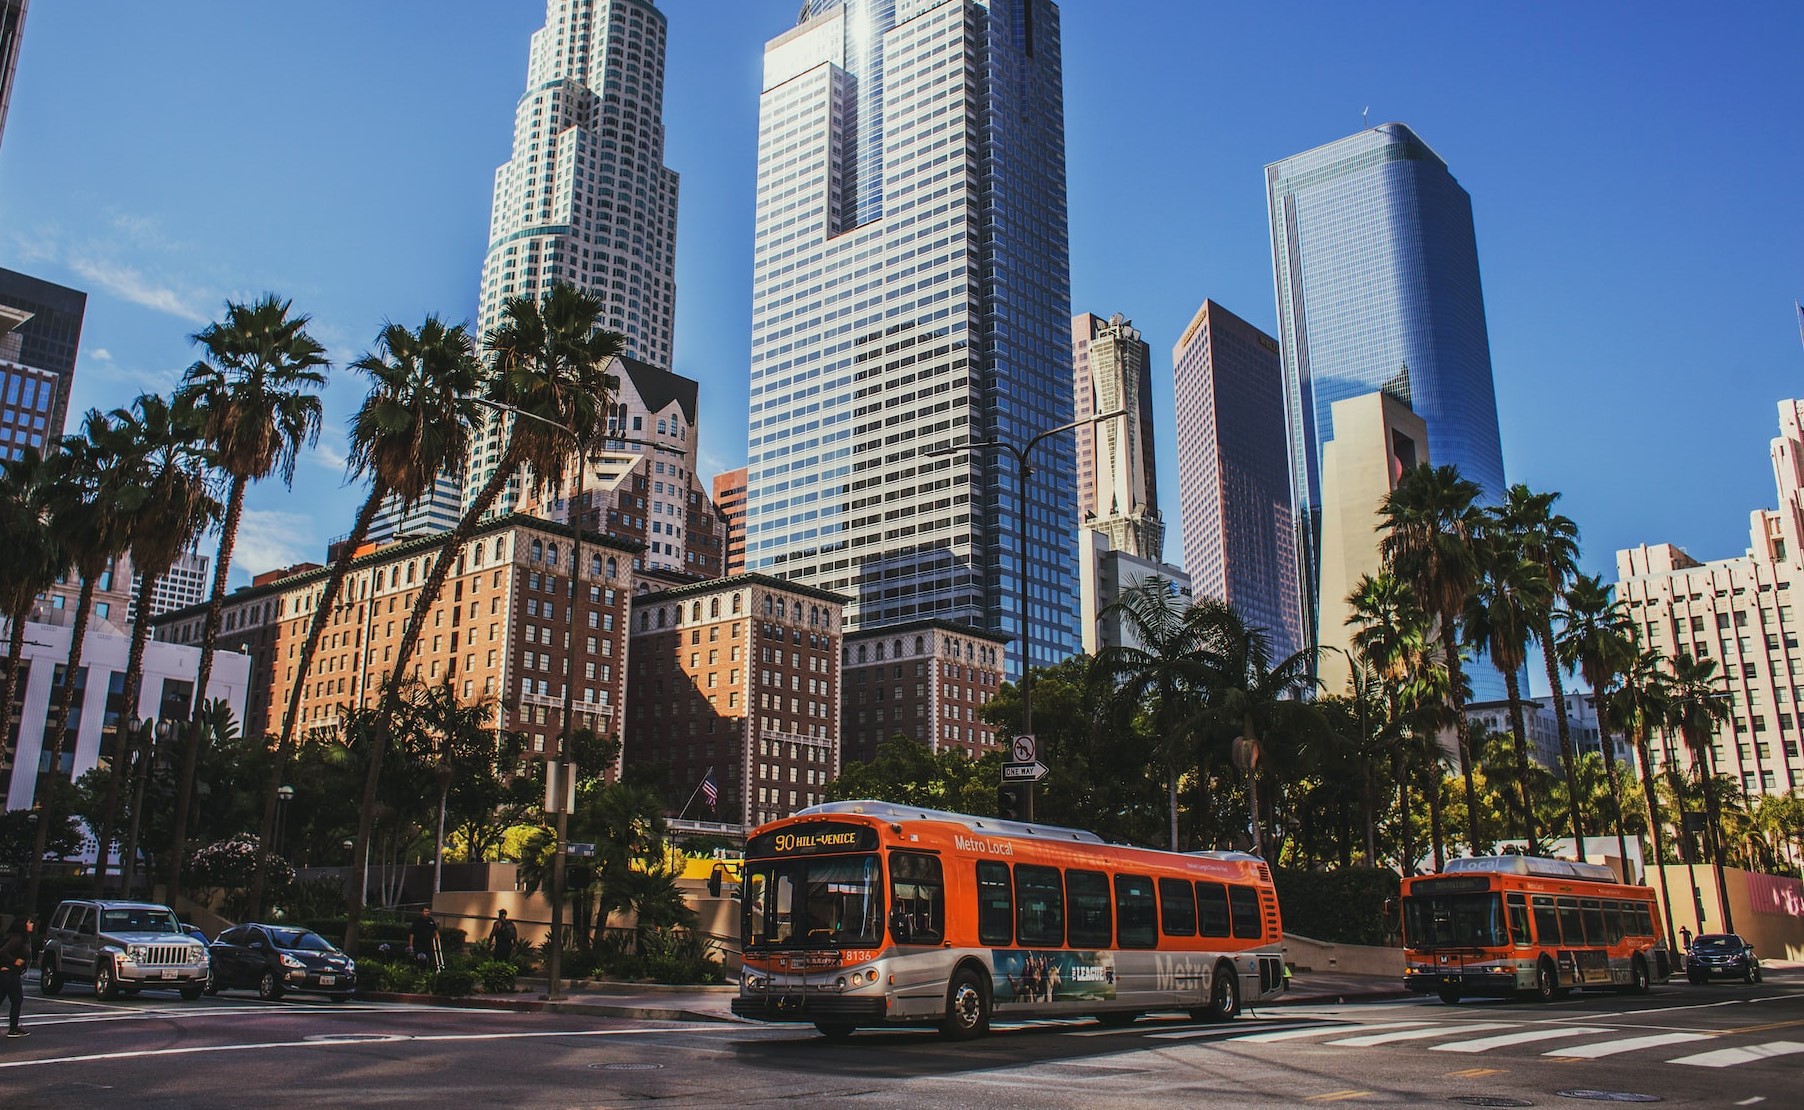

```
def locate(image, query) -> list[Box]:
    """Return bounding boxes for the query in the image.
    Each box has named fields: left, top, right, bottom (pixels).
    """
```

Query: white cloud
left=66, top=255, right=210, bottom=324
left=231, top=509, right=317, bottom=579
left=308, top=425, right=349, bottom=475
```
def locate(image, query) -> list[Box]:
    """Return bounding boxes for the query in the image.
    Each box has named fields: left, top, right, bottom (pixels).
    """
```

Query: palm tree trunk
left=435, top=777, right=450, bottom=895
left=24, top=576, right=99, bottom=911
left=1541, top=614, right=1585, bottom=851
left=1, top=603, right=33, bottom=773
left=249, top=483, right=388, bottom=918
left=1424, top=746, right=1446, bottom=871
left=1442, top=618, right=1483, bottom=855
left=1698, top=749, right=1734, bottom=933
left=1502, top=666, right=1538, bottom=849
left=90, top=567, right=162, bottom=894
left=1245, top=768, right=1261, bottom=858
left=1596, top=703, right=1632, bottom=876
left=1634, top=729, right=1680, bottom=948
left=1166, top=761, right=1179, bottom=851
left=169, top=476, right=246, bottom=896
left=345, top=439, right=523, bottom=953
left=1393, top=744, right=1414, bottom=874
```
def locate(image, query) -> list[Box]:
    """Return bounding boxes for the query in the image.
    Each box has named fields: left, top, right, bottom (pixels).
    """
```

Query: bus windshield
left=1403, top=892, right=1507, bottom=949
left=743, top=853, right=884, bottom=949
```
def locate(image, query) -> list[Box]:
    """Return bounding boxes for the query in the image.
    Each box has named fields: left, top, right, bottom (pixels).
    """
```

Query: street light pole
left=929, top=408, right=1125, bottom=822
left=275, top=784, right=294, bottom=857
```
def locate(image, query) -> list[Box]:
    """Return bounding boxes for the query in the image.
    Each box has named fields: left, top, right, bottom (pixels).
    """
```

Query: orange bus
left=731, top=800, right=1287, bottom=1039
left=1399, top=855, right=1675, bottom=1004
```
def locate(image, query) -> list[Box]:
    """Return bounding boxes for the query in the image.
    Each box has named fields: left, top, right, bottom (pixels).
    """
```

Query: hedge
left=1273, top=867, right=1399, bottom=947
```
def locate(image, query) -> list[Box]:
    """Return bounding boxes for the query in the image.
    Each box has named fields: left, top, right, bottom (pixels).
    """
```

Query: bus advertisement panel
left=732, top=800, right=1287, bottom=1039
left=1399, top=855, right=1674, bottom=1004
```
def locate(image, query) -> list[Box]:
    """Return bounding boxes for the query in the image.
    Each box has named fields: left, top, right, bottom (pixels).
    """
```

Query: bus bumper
left=1403, top=965, right=1522, bottom=996
left=731, top=994, right=890, bottom=1024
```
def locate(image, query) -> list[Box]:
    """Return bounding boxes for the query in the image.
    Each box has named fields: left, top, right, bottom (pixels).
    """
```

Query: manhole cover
left=1451, top=1098, right=1534, bottom=1108
left=1555, top=1093, right=1660, bottom=1104
left=303, top=1033, right=410, bottom=1044
left=589, top=1062, right=665, bottom=1071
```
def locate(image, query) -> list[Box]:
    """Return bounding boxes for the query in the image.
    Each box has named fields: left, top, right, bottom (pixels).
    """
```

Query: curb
left=358, top=990, right=737, bottom=1023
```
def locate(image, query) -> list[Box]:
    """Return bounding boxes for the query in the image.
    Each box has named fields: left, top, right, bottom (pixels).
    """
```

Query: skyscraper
left=1074, top=312, right=1161, bottom=559
left=745, top=0, right=1077, bottom=680
left=713, top=466, right=747, bottom=575
left=1172, top=300, right=1300, bottom=661
left=1266, top=123, right=1506, bottom=687
left=0, top=265, right=84, bottom=460
left=0, top=0, right=25, bottom=154
left=462, top=0, right=681, bottom=522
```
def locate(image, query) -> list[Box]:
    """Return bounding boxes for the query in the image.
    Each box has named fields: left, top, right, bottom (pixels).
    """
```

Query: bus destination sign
left=748, top=822, right=879, bottom=857
left=1412, top=875, right=1493, bottom=896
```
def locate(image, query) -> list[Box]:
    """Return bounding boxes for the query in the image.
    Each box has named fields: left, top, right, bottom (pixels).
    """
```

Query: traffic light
left=998, top=783, right=1027, bottom=821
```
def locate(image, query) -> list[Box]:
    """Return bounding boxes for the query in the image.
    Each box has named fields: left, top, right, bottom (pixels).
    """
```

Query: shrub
left=1273, top=867, right=1400, bottom=947
left=639, top=928, right=725, bottom=985
left=473, top=959, right=517, bottom=994
left=431, top=968, right=476, bottom=997
left=367, top=962, right=430, bottom=994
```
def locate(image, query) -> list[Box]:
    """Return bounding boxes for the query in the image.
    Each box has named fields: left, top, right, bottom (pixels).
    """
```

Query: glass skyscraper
left=1266, top=123, right=1507, bottom=696
left=745, top=0, right=1077, bottom=680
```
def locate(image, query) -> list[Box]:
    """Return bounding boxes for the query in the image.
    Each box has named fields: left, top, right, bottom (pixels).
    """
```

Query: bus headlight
left=743, top=972, right=768, bottom=991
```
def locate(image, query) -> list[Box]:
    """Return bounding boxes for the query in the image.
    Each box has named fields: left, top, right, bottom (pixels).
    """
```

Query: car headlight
left=343, top=958, right=356, bottom=973
left=280, top=954, right=306, bottom=969
left=125, top=945, right=144, bottom=962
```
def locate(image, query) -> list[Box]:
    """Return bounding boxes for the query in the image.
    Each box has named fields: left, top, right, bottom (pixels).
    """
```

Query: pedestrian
left=1, top=917, right=33, bottom=1039
left=489, top=909, right=518, bottom=962
left=406, top=907, right=442, bottom=972
left=1679, top=925, right=1693, bottom=951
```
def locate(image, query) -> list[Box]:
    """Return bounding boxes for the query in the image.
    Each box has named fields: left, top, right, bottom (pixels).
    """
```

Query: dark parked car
left=208, top=924, right=358, bottom=1001
left=1687, top=933, right=1762, bottom=983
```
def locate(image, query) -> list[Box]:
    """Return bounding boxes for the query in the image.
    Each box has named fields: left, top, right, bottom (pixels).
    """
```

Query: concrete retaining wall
left=1282, top=932, right=1404, bottom=977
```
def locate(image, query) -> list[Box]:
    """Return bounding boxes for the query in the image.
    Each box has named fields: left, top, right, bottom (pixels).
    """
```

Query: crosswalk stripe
left=1326, top=1022, right=1515, bottom=1047
left=1666, top=1040, right=1804, bottom=1068
left=1431, top=1027, right=1611, bottom=1053
left=1225, top=1022, right=1428, bottom=1044
left=1543, top=1032, right=1713, bottom=1058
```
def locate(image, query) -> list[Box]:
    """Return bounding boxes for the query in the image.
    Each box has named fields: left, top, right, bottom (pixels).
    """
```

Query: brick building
left=840, top=619, right=1008, bottom=764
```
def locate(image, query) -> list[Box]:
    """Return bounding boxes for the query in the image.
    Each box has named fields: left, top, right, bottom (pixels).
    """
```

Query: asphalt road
left=2, top=972, right=1800, bottom=1107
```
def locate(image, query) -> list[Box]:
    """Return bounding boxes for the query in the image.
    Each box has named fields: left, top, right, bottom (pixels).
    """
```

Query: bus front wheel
left=1629, top=957, right=1650, bottom=994
left=1532, top=957, right=1558, bottom=1003
left=814, top=1021, right=856, bottom=1041
left=940, top=967, right=990, bottom=1040
left=1189, top=962, right=1240, bottom=1023
left=1437, top=986, right=1462, bottom=1005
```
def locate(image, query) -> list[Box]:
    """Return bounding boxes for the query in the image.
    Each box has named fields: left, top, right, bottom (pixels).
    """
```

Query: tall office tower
left=745, top=0, right=1077, bottom=682
left=0, top=266, right=84, bottom=457
left=129, top=548, right=211, bottom=625
left=462, top=0, right=681, bottom=523
left=0, top=0, right=25, bottom=153
left=1171, top=300, right=1301, bottom=661
left=1073, top=312, right=1161, bottom=557
left=713, top=467, right=747, bottom=575
left=1266, top=123, right=1506, bottom=695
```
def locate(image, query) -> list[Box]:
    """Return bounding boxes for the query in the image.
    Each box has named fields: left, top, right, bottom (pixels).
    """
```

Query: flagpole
left=676, top=765, right=714, bottom=822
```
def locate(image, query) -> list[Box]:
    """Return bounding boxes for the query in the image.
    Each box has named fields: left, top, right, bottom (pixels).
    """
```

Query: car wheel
left=1743, top=962, right=1756, bottom=984
left=39, top=961, right=63, bottom=996
left=1689, top=970, right=1705, bottom=985
left=1437, top=987, right=1462, bottom=1005
left=204, top=977, right=218, bottom=996
left=1190, top=961, right=1241, bottom=1023
left=257, top=970, right=284, bottom=1002
left=94, top=961, right=118, bottom=1001
left=180, top=987, right=203, bottom=1001
left=1532, top=957, right=1558, bottom=1003
left=1753, top=965, right=1763, bottom=984
left=813, top=1021, right=856, bottom=1041
left=1629, top=957, right=1650, bottom=995
left=939, top=967, right=990, bottom=1040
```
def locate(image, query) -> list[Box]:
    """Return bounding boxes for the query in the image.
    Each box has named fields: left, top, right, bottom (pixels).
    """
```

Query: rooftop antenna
left=1362, top=105, right=1371, bottom=129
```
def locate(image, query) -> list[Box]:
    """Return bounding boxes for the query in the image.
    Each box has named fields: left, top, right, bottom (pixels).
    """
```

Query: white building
left=1466, top=692, right=1614, bottom=773
left=1, top=614, right=250, bottom=811
left=464, top=0, right=682, bottom=524
left=129, top=548, right=210, bottom=624
left=1080, top=533, right=1193, bottom=657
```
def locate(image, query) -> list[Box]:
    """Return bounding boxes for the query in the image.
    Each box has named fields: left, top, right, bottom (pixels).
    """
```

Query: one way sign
left=1001, top=761, right=1048, bottom=783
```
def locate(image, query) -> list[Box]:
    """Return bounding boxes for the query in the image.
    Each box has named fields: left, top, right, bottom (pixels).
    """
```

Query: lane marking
left=1431, top=1026, right=1611, bottom=1053
left=1666, top=1040, right=1804, bottom=1069
left=1303, top=1090, right=1370, bottom=1102
left=0, top=1024, right=712, bottom=1071
left=1444, top=1067, right=1503, bottom=1078
left=1722, top=1018, right=1804, bottom=1036
left=1735, top=1097, right=1766, bottom=1105
left=1543, top=1032, right=1713, bottom=1059
left=1222, top=1022, right=1428, bottom=1044
left=1325, top=1022, right=1515, bottom=1047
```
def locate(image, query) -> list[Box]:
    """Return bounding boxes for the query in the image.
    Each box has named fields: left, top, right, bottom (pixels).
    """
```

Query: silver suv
left=41, top=900, right=211, bottom=1001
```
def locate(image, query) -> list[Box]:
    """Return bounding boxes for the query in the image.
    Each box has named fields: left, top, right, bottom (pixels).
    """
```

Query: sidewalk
left=362, top=969, right=1409, bottom=1022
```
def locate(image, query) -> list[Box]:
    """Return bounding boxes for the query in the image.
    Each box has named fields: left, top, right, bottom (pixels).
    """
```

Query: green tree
left=1379, top=463, right=1488, bottom=855
left=345, top=284, right=623, bottom=952
left=0, top=448, right=65, bottom=757
left=1669, top=651, right=1734, bottom=930
left=1557, top=574, right=1637, bottom=867
left=1346, top=570, right=1435, bottom=872
left=1610, top=645, right=1680, bottom=938
left=172, top=295, right=328, bottom=894
left=1464, top=518, right=1552, bottom=848
left=401, top=680, right=503, bottom=894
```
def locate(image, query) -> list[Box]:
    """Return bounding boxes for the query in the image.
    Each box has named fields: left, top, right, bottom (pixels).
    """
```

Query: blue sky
left=3, top=2, right=1801, bottom=659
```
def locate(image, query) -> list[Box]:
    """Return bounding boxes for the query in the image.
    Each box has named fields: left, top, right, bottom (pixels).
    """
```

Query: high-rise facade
left=1266, top=123, right=1506, bottom=693
left=1171, top=300, right=1300, bottom=661
left=745, top=0, right=1077, bottom=682
left=1073, top=312, right=1161, bottom=558
left=463, top=0, right=681, bottom=522
left=0, top=0, right=25, bottom=153
left=713, top=467, right=747, bottom=575
left=0, top=266, right=84, bottom=459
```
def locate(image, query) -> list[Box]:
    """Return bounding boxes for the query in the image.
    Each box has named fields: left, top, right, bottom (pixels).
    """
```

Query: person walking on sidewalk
left=489, top=909, right=518, bottom=962
left=1, top=918, right=34, bottom=1038
left=407, top=907, right=443, bottom=972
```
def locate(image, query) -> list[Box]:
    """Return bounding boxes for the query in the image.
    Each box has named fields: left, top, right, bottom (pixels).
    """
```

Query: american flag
left=700, top=769, right=719, bottom=810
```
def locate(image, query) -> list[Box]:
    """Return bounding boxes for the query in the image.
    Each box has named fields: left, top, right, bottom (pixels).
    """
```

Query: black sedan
left=208, top=924, right=358, bottom=1001
left=1687, top=933, right=1763, bottom=983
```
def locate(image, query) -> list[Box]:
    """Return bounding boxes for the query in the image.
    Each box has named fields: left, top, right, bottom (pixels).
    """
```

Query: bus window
left=1532, top=895, right=1560, bottom=944
left=1115, top=874, right=1157, bottom=948
left=889, top=852, right=945, bottom=944
left=1506, top=893, right=1533, bottom=946
left=1581, top=900, right=1605, bottom=946
left=1633, top=903, right=1654, bottom=938
left=1158, top=877, right=1196, bottom=936
left=1557, top=898, right=1585, bottom=946
left=1402, top=891, right=1506, bottom=948
left=976, top=861, right=1013, bottom=946
left=1016, top=864, right=1065, bottom=947
left=1229, top=885, right=1263, bottom=940
left=742, top=854, right=883, bottom=948
left=1603, top=901, right=1624, bottom=945
left=1067, top=870, right=1112, bottom=947
left=1197, top=881, right=1231, bottom=937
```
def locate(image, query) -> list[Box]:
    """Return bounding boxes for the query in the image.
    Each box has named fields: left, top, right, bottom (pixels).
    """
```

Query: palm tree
left=248, top=317, right=480, bottom=917
left=88, top=393, right=219, bottom=893
left=403, top=680, right=500, bottom=895
left=1379, top=463, right=1488, bottom=855
left=1189, top=599, right=1323, bottom=860
left=1346, top=571, right=1434, bottom=872
left=1610, top=646, right=1679, bottom=941
left=344, top=284, right=622, bottom=951
left=1558, top=574, right=1637, bottom=869
left=0, top=448, right=68, bottom=889
left=1668, top=651, right=1734, bottom=932
left=1094, top=580, right=1218, bottom=849
left=1499, top=485, right=1585, bottom=847
left=171, top=296, right=328, bottom=894
left=1464, top=521, right=1552, bottom=849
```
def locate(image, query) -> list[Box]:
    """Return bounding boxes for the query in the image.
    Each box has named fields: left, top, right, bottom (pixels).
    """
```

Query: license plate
left=319, top=975, right=335, bottom=986
left=160, top=969, right=178, bottom=979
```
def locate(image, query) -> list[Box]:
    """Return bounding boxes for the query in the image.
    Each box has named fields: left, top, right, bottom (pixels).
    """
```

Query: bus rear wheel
left=1531, top=957, right=1558, bottom=1003
left=939, top=968, right=990, bottom=1040
left=1189, top=962, right=1240, bottom=1023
